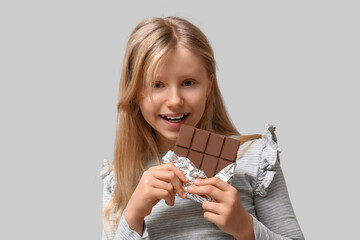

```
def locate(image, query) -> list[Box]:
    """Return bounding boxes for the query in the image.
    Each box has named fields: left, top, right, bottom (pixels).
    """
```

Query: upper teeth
left=162, top=114, right=186, bottom=120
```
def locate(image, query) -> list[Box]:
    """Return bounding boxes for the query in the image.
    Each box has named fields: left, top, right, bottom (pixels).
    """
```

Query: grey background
left=1, top=0, right=359, bottom=239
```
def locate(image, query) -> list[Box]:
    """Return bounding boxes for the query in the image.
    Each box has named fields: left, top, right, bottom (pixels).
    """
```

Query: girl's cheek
left=151, top=92, right=167, bottom=102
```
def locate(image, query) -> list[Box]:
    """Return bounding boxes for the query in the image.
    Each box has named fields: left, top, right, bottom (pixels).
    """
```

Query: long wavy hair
left=103, top=16, right=240, bottom=234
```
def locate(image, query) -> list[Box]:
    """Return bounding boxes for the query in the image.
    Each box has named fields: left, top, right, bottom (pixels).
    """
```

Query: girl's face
left=138, top=45, right=213, bottom=152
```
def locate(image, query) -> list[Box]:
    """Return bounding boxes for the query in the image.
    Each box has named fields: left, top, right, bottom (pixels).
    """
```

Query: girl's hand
left=124, top=163, right=188, bottom=235
left=187, top=178, right=255, bottom=240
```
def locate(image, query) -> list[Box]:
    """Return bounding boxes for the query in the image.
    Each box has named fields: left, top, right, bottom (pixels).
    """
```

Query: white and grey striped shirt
left=101, top=125, right=304, bottom=239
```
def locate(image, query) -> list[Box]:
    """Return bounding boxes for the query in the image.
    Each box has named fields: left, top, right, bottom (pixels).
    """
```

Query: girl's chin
left=163, top=133, right=179, bottom=142
left=154, top=131, right=178, bottom=149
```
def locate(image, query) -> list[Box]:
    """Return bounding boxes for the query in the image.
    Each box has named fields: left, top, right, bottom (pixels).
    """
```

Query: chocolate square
left=205, top=133, right=225, bottom=157
left=188, top=150, right=204, bottom=168
left=176, top=125, right=195, bottom=148
left=191, top=129, right=210, bottom=152
left=174, top=146, right=189, bottom=158
left=202, top=155, right=218, bottom=178
left=220, top=137, right=240, bottom=161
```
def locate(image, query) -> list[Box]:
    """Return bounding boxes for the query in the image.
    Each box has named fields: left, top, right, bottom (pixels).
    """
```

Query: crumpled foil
left=162, top=150, right=236, bottom=204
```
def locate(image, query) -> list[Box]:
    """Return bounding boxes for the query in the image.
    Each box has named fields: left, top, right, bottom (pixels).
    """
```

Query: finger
left=202, top=200, right=222, bottom=215
left=152, top=188, right=175, bottom=206
left=150, top=170, right=187, bottom=199
left=187, top=184, right=224, bottom=201
left=151, top=178, right=175, bottom=200
left=149, top=163, right=189, bottom=183
left=203, top=211, right=222, bottom=226
left=194, top=177, right=229, bottom=191
left=164, top=163, right=189, bottom=183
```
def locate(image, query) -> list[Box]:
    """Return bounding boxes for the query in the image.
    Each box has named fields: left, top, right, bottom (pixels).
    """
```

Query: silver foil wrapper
left=162, top=150, right=236, bottom=204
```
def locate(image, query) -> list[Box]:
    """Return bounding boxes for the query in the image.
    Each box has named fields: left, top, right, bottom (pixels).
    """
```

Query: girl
left=101, top=16, right=304, bottom=240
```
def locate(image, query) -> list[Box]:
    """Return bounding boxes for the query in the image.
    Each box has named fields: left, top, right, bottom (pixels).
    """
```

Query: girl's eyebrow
left=180, top=73, right=197, bottom=78
left=154, top=73, right=197, bottom=81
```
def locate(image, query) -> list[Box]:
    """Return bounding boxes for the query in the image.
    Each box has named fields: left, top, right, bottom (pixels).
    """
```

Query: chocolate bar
left=174, top=125, right=240, bottom=177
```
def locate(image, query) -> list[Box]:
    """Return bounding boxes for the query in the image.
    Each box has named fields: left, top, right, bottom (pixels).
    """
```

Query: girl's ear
left=207, top=73, right=214, bottom=97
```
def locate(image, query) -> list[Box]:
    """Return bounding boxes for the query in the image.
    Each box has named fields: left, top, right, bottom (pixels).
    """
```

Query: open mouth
left=160, top=113, right=190, bottom=123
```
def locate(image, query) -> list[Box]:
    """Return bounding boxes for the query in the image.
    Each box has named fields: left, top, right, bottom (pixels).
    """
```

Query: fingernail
left=182, top=192, right=187, bottom=198
left=187, top=186, right=193, bottom=191
left=194, top=179, right=201, bottom=185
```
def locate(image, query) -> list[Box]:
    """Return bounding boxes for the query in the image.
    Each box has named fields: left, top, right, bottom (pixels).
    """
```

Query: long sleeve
left=252, top=161, right=304, bottom=239
left=100, top=160, right=149, bottom=240
left=111, top=211, right=149, bottom=240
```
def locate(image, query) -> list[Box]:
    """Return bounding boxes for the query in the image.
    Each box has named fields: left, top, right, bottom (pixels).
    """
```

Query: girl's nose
left=166, top=88, right=184, bottom=107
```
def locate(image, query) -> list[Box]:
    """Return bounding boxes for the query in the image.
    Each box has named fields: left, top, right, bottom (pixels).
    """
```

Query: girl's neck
left=156, top=135, right=176, bottom=154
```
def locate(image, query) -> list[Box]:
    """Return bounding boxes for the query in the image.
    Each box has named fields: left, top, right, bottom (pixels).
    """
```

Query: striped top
left=100, top=125, right=304, bottom=239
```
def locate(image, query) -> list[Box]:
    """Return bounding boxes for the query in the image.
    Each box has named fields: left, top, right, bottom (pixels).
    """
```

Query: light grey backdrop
left=1, top=1, right=359, bottom=239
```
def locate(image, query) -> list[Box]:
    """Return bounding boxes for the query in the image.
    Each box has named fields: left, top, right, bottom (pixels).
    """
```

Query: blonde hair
left=103, top=16, right=241, bottom=233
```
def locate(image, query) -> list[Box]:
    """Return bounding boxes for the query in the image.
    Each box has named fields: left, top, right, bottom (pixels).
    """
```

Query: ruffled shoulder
left=254, top=124, right=281, bottom=197
left=100, top=159, right=115, bottom=196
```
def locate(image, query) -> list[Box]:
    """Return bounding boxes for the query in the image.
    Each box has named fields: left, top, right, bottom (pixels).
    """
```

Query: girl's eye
left=152, top=82, right=164, bottom=89
left=182, top=80, right=196, bottom=87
